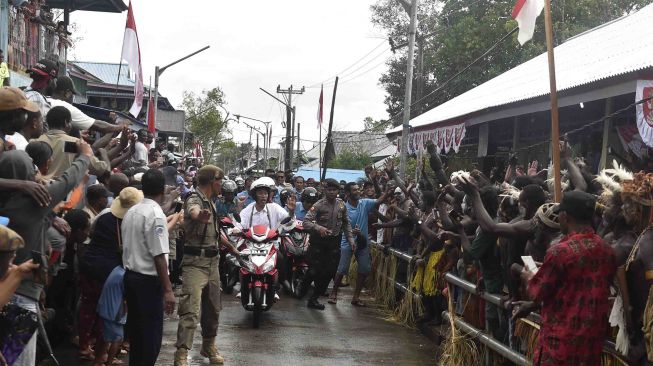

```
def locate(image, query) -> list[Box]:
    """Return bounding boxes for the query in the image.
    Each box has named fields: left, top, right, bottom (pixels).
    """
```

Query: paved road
left=55, top=287, right=435, bottom=366
left=156, top=287, right=435, bottom=366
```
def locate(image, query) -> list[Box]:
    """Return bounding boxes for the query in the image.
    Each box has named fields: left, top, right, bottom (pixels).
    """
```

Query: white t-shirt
left=47, top=98, right=95, bottom=131
left=132, top=141, right=148, bottom=164
left=25, top=88, right=51, bottom=123
left=238, top=202, right=289, bottom=231
left=121, top=198, right=169, bottom=276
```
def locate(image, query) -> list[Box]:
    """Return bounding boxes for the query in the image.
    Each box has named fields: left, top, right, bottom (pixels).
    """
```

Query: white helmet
left=250, top=177, right=275, bottom=197
left=235, top=176, right=245, bottom=187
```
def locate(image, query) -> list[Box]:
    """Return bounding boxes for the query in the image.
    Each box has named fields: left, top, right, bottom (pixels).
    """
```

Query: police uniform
left=303, top=197, right=355, bottom=304
left=175, top=189, right=222, bottom=355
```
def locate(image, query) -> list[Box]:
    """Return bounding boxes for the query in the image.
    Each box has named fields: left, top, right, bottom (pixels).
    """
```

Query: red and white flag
left=121, top=1, right=144, bottom=117
left=317, top=85, right=324, bottom=127
left=146, top=94, right=155, bottom=133
left=512, top=0, right=545, bottom=45
left=194, top=141, right=203, bottom=159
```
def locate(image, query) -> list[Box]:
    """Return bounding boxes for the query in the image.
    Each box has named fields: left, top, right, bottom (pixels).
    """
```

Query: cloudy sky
left=70, top=0, right=394, bottom=152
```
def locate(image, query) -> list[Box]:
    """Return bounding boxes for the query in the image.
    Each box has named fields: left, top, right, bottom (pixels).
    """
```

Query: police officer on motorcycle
left=174, top=165, right=239, bottom=366
left=302, top=178, right=356, bottom=310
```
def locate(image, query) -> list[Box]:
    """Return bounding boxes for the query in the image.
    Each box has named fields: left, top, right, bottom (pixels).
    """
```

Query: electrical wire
left=307, top=40, right=388, bottom=88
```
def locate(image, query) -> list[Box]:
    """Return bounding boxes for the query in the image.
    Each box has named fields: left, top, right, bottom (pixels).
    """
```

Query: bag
left=0, top=303, right=39, bottom=365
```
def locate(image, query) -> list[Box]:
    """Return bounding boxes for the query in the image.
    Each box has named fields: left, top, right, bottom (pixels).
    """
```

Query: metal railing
left=370, top=241, right=531, bottom=365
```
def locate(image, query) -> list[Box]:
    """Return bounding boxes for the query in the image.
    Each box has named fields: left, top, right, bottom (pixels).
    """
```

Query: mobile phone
left=31, top=250, right=44, bottom=267
left=521, top=256, right=538, bottom=273
left=174, top=201, right=183, bottom=213
left=63, top=141, right=78, bottom=154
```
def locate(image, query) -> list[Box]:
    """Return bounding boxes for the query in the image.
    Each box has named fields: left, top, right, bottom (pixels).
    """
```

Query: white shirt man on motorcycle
left=238, top=177, right=289, bottom=232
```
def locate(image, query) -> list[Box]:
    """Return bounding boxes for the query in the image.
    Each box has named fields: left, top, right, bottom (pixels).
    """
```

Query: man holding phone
left=37, top=106, right=109, bottom=180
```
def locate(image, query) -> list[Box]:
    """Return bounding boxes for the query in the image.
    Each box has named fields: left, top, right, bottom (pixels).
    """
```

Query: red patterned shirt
left=527, top=228, right=615, bottom=366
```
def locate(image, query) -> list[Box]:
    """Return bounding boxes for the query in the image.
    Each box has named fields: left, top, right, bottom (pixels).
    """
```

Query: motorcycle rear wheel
left=291, top=267, right=309, bottom=299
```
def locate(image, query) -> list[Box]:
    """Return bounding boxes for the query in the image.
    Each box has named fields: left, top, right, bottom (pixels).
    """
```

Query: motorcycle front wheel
left=291, top=267, right=309, bottom=299
left=252, top=286, right=263, bottom=329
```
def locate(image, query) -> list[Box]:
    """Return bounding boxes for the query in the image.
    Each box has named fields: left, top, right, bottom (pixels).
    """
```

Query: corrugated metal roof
left=389, top=3, right=653, bottom=134
left=72, top=61, right=135, bottom=87
left=304, top=131, right=392, bottom=160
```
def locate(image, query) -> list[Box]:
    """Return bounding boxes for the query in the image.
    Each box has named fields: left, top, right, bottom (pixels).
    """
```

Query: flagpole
left=543, top=0, right=562, bottom=202
left=319, top=84, right=323, bottom=177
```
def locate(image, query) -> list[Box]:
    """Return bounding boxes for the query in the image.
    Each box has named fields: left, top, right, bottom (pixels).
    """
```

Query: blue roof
left=73, top=103, right=150, bottom=130
left=72, top=61, right=135, bottom=87
left=295, top=167, right=366, bottom=183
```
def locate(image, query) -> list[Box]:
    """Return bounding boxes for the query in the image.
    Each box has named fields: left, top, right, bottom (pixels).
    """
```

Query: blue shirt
left=97, top=266, right=127, bottom=324
left=295, top=202, right=308, bottom=221
left=215, top=196, right=238, bottom=219
left=237, top=191, right=254, bottom=207
left=341, top=198, right=377, bottom=248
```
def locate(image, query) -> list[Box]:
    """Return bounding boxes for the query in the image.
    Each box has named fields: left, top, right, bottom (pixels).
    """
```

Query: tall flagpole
left=543, top=0, right=562, bottom=202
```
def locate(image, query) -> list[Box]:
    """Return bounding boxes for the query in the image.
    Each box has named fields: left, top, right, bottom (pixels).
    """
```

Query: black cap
left=27, top=59, right=59, bottom=79
left=554, top=191, right=596, bottom=221
left=54, top=76, right=79, bottom=95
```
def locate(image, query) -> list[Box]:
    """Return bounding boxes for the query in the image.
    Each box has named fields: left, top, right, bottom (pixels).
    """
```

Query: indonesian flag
left=317, top=85, right=324, bottom=127
left=146, top=94, right=155, bottom=133
left=512, top=0, right=545, bottom=45
left=121, top=1, right=144, bottom=117
left=194, top=141, right=203, bottom=159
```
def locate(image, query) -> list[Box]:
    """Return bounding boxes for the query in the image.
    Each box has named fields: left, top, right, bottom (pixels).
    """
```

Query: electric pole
left=397, top=0, right=419, bottom=179
left=276, top=85, right=305, bottom=171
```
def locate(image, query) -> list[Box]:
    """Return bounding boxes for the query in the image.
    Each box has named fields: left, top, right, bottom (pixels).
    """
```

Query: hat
left=133, top=172, right=144, bottom=182
left=27, top=59, right=59, bottom=79
left=0, top=87, right=39, bottom=112
left=554, top=191, right=596, bottom=221
left=54, top=76, right=79, bottom=95
left=536, top=202, right=560, bottom=229
left=394, top=187, right=403, bottom=194
left=0, top=225, right=25, bottom=252
left=110, top=187, right=144, bottom=219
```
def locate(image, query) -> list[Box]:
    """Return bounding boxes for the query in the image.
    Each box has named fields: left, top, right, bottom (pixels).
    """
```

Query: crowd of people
left=0, top=59, right=652, bottom=366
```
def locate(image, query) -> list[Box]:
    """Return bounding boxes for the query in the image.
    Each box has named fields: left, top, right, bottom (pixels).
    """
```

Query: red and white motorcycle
left=235, top=219, right=288, bottom=328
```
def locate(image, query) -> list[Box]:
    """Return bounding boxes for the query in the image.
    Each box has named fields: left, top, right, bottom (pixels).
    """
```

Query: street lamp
left=153, top=45, right=210, bottom=155
left=234, top=114, right=272, bottom=169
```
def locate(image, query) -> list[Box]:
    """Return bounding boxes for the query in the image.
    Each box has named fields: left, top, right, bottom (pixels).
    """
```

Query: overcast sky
left=70, top=0, right=394, bottom=152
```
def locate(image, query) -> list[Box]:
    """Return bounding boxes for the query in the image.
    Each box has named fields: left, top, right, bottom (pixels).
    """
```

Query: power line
left=307, top=40, right=387, bottom=88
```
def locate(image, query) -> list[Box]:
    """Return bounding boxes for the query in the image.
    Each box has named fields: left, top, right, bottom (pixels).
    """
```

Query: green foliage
left=327, top=148, right=374, bottom=170
left=371, top=0, right=653, bottom=121
left=181, top=87, right=230, bottom=165
left=363, top=116, right=388, bottom=132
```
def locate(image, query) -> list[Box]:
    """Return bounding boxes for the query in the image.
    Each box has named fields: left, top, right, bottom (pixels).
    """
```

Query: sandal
left=351, top=299, right=365, bottom=307
left=111, top=357, right=125, bottom=365
left=327, top=293, right=338, bottom=304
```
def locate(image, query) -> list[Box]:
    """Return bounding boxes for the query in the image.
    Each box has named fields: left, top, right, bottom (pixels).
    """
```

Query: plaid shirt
left=528, top=228, right=615, bottom=366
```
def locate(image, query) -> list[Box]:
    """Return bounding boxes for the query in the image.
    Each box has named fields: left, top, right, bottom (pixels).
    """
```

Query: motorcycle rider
left=295, top=187, right=319, bottom=221
left=215, top=179, right=240, bottom=221
left=174, top=165, right=239, bottom=366
left=302, top=178, right=356, bottom=310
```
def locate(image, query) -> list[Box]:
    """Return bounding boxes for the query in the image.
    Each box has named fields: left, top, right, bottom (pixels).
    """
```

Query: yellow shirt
left=0, top=62, right=9, bottom=86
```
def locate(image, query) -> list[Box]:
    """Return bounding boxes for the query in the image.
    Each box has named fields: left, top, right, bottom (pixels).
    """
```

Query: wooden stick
left=321, top=76, right=339, bottom=181
left=543, top=0, right=562, bottom=202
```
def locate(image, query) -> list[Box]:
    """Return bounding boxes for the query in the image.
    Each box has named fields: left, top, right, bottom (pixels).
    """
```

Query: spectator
left=6, top=110, right=43, bottom=151
left=121, top=169, right=174, bottom=366
left=0, top=50, right=9, bottom=86
left=37, top=106, right=109, bottom=180
left=293, top=175, right=305, bottom=201
left=48, top=76, right=124, bottom=134
left=515, top=191, right=615, bottom=366
left=131, top=130, right=149, bottom=168
left=24, top=59, right=59, bottom=128
left=0, top=225, right=38, bottom=308
left=0, top=87, right=39, bottom=155
left=25, top=140, right=53, bottom=177
left=83, top=184, right=110, bottom=222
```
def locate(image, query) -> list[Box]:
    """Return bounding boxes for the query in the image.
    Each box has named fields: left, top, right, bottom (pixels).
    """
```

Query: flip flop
left=327, top=293, right=338, bottom=304
left=351, top=299, right=365, bottom=307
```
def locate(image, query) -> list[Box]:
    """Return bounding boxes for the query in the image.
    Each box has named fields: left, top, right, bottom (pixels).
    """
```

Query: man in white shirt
left=48, top=76, right=125, bottom=134
left=121, top=169, right=174, bottom=366
left=5, top=110, right=43, bottom=150
left=239, top=176, right=289, bottom=231
left=132, top=129, right=149, bottom=167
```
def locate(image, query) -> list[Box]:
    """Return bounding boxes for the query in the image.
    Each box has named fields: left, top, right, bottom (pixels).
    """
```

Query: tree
left=181, top=87, right=231, bottom=165
left=371, top=0, right=653, bottom=121
left=363, top=116, right=388, bottom=132
left=327, top=147, right=374, bottom=170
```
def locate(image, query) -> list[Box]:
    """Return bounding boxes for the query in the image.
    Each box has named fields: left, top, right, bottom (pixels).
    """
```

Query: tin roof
left=389, top=3, right=653, bottom=134
left=47, top=0, right=127, bottom=13
left=72, top=61, right=135, bottom=88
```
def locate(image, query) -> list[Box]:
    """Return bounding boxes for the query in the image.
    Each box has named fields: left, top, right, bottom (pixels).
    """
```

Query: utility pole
left=296, top=122, right=301, bottom=168
left=415, top=36, right=425, bottom=115
left=397, top=0, right=419, bottom=179
left=256, top=134, right=260, bottom=171
left=276, top=85, right=305, bottom=171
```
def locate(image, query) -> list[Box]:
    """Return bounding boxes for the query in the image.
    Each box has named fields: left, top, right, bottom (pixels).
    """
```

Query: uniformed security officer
left=302, top=178, right=356, bottom=310
left=174, top=165, right=238, bottom=366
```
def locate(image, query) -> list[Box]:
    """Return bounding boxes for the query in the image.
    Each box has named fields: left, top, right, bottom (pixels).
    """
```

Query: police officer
left=302, top=178, right=356, bottom=310
left=174, top=165, right=238, bottom=366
